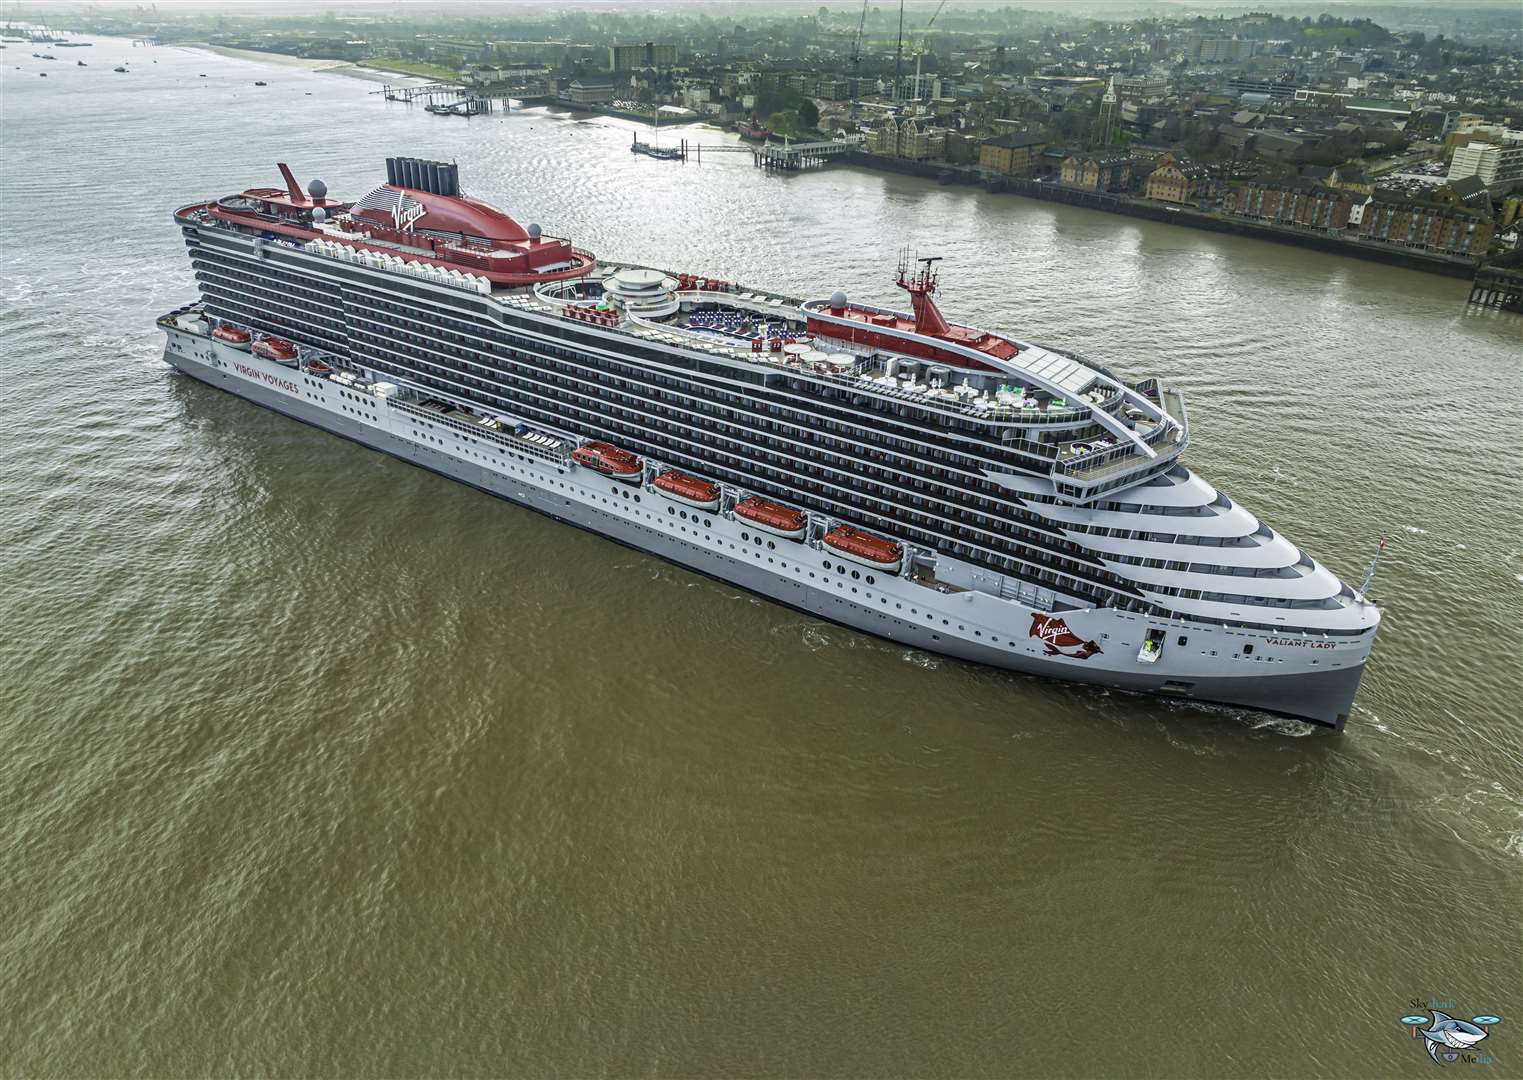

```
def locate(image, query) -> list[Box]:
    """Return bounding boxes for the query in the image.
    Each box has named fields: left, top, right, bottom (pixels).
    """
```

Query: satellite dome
left=307, top=179, right=327, bottom=199
left=312, top=207, right=327, bottom=223
left=527, top=223, right=542, bottom=240
left=829, top=290, right=848, bottom=309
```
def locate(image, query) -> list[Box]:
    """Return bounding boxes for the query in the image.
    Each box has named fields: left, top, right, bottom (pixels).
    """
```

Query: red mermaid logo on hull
left=1029, top=614, right=1103, bottom=659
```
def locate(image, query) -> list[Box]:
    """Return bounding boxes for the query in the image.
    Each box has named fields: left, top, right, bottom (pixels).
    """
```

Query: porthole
left=766, top=541, right=775, bottom=550
left=850, top=570, right=860, bottom=580
left=866, top=576, right=875, bottom=585
left=668, top=507, right=675, bottom=516
left=822, top=560, right=830, bottom=570
left=742, top=532, right=750, bottom=542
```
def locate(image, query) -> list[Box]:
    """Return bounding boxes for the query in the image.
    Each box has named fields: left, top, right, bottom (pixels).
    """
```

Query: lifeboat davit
left=734, top=495, right=806, bottom=540
left=252, top=337, right=298, bottom=365
left=652, top=469, right=720, bottom=511
left=571, top=440, right=642, bottom=481
left=823, top=525, right=902, bottom=572
left=212, top=325, right=252, bottom=350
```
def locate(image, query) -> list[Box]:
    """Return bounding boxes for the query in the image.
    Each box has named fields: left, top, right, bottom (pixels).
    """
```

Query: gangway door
left=1138, top=628, right=1166, bottom=664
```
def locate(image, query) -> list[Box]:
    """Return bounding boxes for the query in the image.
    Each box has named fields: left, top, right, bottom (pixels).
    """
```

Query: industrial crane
left=850, top=0, right=868, bottom=71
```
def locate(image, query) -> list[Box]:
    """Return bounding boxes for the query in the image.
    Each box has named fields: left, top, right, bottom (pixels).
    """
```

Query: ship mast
left=895, top=251, right=951, bottom=337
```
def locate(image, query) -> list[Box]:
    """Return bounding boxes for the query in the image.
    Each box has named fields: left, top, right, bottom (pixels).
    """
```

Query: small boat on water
left=653, top=470, right=720, bottom=511
left=211, top=325, right=252, bottom=350
left=113, top=65, right=126, bottom=72
left=823, top=525, right=902, bottom=572
left=734, top=496, right=806, bottom=540
left=76, top=60, right=86, bottom=66
left=252, top=337, right=298, bottom=365
left=254, top=80, right=267, bottom=86
left=571, top=441, right=642, bottom=481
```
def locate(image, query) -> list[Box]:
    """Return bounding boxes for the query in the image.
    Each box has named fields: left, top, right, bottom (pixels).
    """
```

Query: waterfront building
left=1227, top=179, right=1355, bottom=230
left=1059, top=155, right=1132, bottom=193
left=869, top=116, right=948, bottom=161
left=1143, top=155, right=1211, bottom=204
left=566, top=79, right=614, bottom=106
left=978, top=133, right=1047, bottom=177
left=1358, top=199, right=1494, bottom=256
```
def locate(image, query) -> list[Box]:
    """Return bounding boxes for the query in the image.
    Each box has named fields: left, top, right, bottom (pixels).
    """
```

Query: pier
left=374, top=82, right=465, bottom=103
left=1468, top=262, right=1523, bottom=313
left=425, top=96, right=495, bottom=117
left=631, top=133, right=687, bottom=161
left=751, top=136, right=864, bottom=172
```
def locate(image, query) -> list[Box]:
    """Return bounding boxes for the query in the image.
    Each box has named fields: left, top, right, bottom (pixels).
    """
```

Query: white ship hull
left=161, top=318, right=1375, bottom=729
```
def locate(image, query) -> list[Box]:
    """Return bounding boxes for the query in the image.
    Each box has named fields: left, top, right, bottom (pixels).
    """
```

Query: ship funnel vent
left=389, top=156, right=460, bottom=197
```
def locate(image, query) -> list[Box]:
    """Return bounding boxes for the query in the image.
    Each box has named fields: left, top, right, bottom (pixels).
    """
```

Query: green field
left=357, top=57, right=461, bottom=81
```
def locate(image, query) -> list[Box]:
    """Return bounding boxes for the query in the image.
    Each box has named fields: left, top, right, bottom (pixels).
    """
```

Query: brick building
left=1060, top=154, right=1132, bottom=192
left=1358, top=202, right=1493, bottom=256
left=1143, top=153, right=1212, bottom=204
left=978, top=133, right=1048, bottom=176
left=1227, top=179, right=1355, bottom=229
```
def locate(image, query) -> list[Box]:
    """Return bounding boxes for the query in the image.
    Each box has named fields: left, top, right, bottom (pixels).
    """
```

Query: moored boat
left=652, top=470, right=720, bottom=511
left=211, top=324, right=251, bottom=349
left=733, top=496, right=806, bottom=540
left=823, top=525, right=903, bottom=572
left=571, top=441, right=642, bottom=481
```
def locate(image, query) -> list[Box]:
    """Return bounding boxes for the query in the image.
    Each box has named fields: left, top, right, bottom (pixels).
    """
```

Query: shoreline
left=842, top=151, right=1481, bottom=281
left=180, top=43, right=439, bottom=85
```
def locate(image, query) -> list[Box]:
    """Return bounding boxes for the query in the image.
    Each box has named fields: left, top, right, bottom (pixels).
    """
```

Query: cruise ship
left=158, top=157, right=1382, bottom=729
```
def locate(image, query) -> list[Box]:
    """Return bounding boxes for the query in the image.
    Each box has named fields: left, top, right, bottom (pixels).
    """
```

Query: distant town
left=16, top=3, right=1523, bottom=283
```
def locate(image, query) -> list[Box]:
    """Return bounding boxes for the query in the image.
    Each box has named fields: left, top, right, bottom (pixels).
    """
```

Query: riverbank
left=843, top=150, right=1481, bottom=280
left=183, top=44, right=438, bottom=85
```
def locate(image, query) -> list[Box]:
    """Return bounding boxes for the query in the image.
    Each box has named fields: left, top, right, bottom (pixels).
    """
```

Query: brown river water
left=2, top=38, right=1520, bottom=1079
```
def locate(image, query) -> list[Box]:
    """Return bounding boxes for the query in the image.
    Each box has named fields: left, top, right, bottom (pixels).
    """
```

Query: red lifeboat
left=212, top=325, right=252, bottom=350
left=734, top=496, right=806, bottom=540
left=306, top=359, right=332, bottom=375
left=571, top=441, right=642, bottom=481
left=823, top=525, right=902, bottom=572
left=653, top=470, right=720, bottom=511
left=252, top=337, right=298, bottom=365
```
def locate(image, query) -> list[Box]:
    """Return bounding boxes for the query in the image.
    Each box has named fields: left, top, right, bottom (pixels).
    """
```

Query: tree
left=799, top=99, right=820, bottom=129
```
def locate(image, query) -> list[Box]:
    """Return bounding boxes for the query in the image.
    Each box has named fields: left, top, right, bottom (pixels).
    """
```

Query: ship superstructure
left=159, top=157, right=1381, bottom=728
